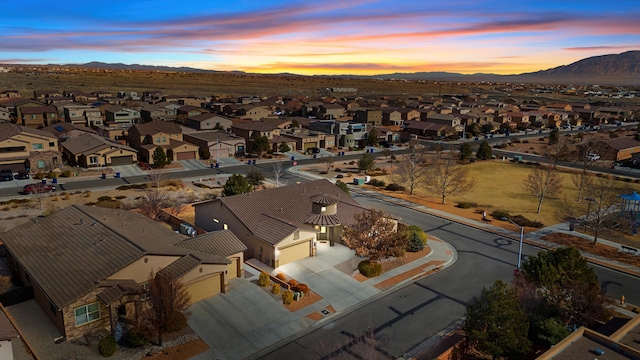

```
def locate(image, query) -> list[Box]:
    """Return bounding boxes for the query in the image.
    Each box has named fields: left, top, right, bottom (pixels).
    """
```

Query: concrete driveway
left=189, top=279, right=313, bottom=360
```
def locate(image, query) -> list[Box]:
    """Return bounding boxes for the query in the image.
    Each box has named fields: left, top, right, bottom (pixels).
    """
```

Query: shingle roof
left=195, top=179, right=368, bottom=245
left=96, top=280, right=141, bottom=305
left=176, top=230, right=247, bottom=257
left=158, top=254, right=201, bottom=280
left=62, top=133, right=136, bottom=155
left=0, top=205, right=229, bottom=309
left=604, top=137, right=640, bottom=151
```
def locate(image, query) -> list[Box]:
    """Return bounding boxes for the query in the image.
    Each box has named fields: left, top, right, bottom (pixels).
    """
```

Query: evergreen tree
left=251, top=135, right=270, bottom=156
left=152, top=147, right=169, bottom=168
left=245, top=167, right=265, bottom=191
left=465, top=280, right=531, bottom=359
left=278, top=142, right=291, bottom=153
left=459, top=142, right=473, bottom=161
left=367, top=128, right=379, bottom=146
left=548, top=127, right=560, bottom=145
left=476, top=140, right=492, bottom=160
left=222, top=173, right=252, bottom=196
left=357, top=153, right=376, bottom=172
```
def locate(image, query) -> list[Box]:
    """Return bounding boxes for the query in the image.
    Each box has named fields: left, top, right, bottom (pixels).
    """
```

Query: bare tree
left=522, top=165, right=563, bottom=214
left=423, top=156, right=475, bottom=204
left=392, top=144, right=428, bottom=195
left=341, top=209, right=400, bottom=263
left=319, top=155, right=335, bottom=173
left=147, top=170, right=166, bottom=191
left=562, top=175, right=623, bottom=245
left=145, top=272, right=191, bottom=346
left=571, top=140, right=599, bottom=202
left=26, top=183, right=54, bottom=212
left=169, top=195, right=188, bottom=217
left=381, top=148, right=392, bottom=160
left=542, top=136, right=571, bottom=169
left=138, top=189, right=170, bottom=220
left=272, top=160, right=286, bottom=188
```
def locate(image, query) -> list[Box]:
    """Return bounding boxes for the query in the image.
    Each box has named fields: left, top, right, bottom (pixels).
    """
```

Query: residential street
left=250, top=192, right=640, bottom=360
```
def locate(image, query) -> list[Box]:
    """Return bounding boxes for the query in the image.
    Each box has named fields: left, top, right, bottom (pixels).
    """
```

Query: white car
left=586, top=153, right=600, bottom=161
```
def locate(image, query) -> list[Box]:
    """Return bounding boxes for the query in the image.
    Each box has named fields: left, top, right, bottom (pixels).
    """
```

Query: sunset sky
left=2, top=0, right=639, bottom=75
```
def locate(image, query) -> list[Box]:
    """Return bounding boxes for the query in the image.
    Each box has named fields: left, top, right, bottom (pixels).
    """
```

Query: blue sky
left=1, top=0, right=639, bottom=75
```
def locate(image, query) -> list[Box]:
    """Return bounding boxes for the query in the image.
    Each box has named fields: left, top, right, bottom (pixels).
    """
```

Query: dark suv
left=23, top=183, right=55, bottom=194
left=0, top=169, right=13, bottom=181
left=14, top=170, right=30, bottom=180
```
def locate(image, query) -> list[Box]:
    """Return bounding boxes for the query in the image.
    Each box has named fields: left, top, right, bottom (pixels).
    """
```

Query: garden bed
left=541, top=233, right=640, bottom=267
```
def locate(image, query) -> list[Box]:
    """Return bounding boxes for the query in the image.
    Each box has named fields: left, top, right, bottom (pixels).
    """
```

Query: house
left=317, top=103, right=345, bottom=119
left=95, top=123, right=133, bottom=143
left=61, top=103, right=103, bottom=127
left=0, top=205, right=246, bottom=341
left=186, top=114, right=233, bottom=131
left=403, top=121, right=456, bottom=138
left=353, top=109, right=382, bottom=127
left=61, top=133, right=138, bottom=167
left=0, top=123, right=61, bottom=171
left=595, top=138, right=640, bottom=161
left=537, top=313, right=640, bottom=360
left=372, top=126, right=401, bottom=143
left=230, top=120, right=282, bottom=153
left=104, top=105, right=140, bottom=125
left=20, top=105, right=59, bottom=128
left=128, top=121, right=199, bottom=164
left=194, top=179, right=370, bottom=267
left=183, top=131, right=246, bottom=159
left=42, top=122, right=98, bottom=142
left=381, top=109, right=403, bottom=126
left=140, top=103, right=179, bottom=122
left=308, top=120, right=367, bottom=148
left=279, top=129, right=337, bottom=152
left=176, top=105, right=206, bottom=124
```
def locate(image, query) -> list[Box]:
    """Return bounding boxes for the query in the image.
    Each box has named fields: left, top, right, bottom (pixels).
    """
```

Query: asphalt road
left=253, top=192, right=640, bottom=360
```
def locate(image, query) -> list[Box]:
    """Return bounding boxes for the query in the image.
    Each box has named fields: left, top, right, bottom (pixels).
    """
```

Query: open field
left=0, top=70, right=480, bottom=99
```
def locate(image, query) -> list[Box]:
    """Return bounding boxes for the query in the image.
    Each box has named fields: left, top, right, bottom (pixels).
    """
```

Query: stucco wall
left=107, top=256, right=180, bottom=283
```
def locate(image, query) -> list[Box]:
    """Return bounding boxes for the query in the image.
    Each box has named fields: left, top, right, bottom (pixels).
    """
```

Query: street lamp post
left=502, top=217, right=524, bottom=269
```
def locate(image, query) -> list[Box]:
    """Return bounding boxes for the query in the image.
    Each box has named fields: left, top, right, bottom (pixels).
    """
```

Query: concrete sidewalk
left=190, top=236, right=456, bottom=360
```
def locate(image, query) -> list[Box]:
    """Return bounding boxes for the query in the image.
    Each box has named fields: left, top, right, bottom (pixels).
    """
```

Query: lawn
left=376, top=160, right=640, bottom=229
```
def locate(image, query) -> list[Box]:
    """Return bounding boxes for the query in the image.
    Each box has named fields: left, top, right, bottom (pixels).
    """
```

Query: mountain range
left=74, top=51, right=640, bottom=85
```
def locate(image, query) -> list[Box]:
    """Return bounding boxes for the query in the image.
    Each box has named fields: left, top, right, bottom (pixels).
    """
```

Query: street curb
left=349, top=187, right=640, bottom=279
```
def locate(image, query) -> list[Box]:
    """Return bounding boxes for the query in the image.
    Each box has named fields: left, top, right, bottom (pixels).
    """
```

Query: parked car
left=0, top=169, right=13, bottom=181
left=23, top=183, right=55, bottom=194
left=586, top=153, right=601, bottom=161
left=14, top=170, right=30, bottom=180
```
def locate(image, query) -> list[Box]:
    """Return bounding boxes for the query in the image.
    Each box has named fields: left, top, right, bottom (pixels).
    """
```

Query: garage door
left=303, top=143, right=315, bottom=151
left=185, top=273, right=222, bottom=304
left=228, top=258, right=239, bottom=279
left=110, top=155, right=133, bottom=166
left=176, top=151, right=196, bottom=160
left=278, top=241, right=310, bottom=266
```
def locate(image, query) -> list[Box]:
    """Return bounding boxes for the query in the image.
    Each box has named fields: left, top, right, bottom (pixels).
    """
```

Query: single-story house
left=194, top=179, right=370, bottom=268
left=596, top=137, right=640, bottom=161
left=0, top=205, right=246, bottom=341
left=61, top=133, right=138, bottom=167
left=183, top=131, right=246, bottom=158
left=403, top=121, right=456, bottom=138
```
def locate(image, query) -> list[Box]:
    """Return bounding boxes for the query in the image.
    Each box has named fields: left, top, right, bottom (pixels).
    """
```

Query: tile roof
left=42, top=122, right=98, bottom=136
left=195, top=179, right=368, bottom=245
left=0, top=122, right=57, bottom=142
left=132, top=120, right=183, bottom=136
left=231, top=121, right=279, bottom=132
left=176, top=230, right=247, bottom=257
left=183, top=131, right=242, bottom=143
left=20, top=105, right=57, bottom=114
left=0, top=205, right=229, bottom=309
left=96, top=280, right=141, bottom=305
left=62, top=133, right=136, bottom=155
left=158, top=254, right=201, bottom=281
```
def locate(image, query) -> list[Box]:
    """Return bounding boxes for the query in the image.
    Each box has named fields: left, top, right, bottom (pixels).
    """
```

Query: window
left=320, top=226, right=326, bottom=233
left=140, top=281, right=151, bottom=301
left=74, top=302, right=100, bottom=326
left=321, top=206, right=326, bottom=212
left=156, top=137, right=161, bottom=143
left=162, top=137, right=166, bottom=143
left=223, top=223, right=228, bottom=230
left=32, top=143, right=43, bottom=150
left=50, top=113, right=56, bottom=118
left=89, top=156, right=98, bottom=164
left=37, top=160, right=46, bottom=168
left=31, top=114, right=37, bottom=119
left=49, top=142, right=55, bottom=147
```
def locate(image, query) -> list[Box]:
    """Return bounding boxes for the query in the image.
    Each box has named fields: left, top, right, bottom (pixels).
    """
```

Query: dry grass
left=378, top=160, right=640, bottom=228
left=541, top=233, right=640, bottom=268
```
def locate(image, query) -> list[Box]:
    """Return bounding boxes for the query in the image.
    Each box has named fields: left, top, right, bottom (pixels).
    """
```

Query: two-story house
left=230, top=120, right=281, bottom=153
left=104, top=105, right=140, bottom=125
left=128, top=121, right=199, bottom=164
left=308, top=120, right=368, bottom=148
left=20, top=105, right=59, bottom=128
left=0, top=123, right=61, bottom=171
left=186, top=114, right=233, bottom=131
left=353, top=109, right=382, bottom=127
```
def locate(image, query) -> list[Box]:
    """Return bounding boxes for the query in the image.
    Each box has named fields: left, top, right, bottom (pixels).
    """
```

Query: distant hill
left=66, top=51, right=640, bottom=85
left=375, top=51, right=640, bottom=85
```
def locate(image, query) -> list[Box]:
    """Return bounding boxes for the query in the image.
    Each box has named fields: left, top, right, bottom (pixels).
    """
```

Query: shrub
left=61, top=171, right=72, bottom=177
left=282, top=290, right=294, bottom=305
left=288, top=279, right=298, bottom=287
left=510, top=214, right=544, bottom=228
left=491, top=209, right=511, bottom=220
left=456, top=201, right=478, bottom=209
left=297, top=283, right=310, bottom=295
left=46, top=171, right=57, bottom=179
left=385, top=183, right=406, bottom=192
left=258, top=272, right=271, bottom=287
left=114, top=195, right=127, bottom=200
left=98, top=335, right=117, bottom=357
left=34, top=173, right=45, bottom=179
left=368, top=179, right=386, bottom=187
left=124, top=330, right=149, bottom=347
left=276, top=273, right=287, bottom=281
left=165, top=311, right=187, bottom=332
left=271, top=283, right=281, bottom=295
left=358, top=260, right=382, bottom=277
left=94, top=200, right=124, bottom=209
left=97, top=196, right=113, bottom=201
left=83, top=191, right=92, bottom=197
left=51, top=196, right=59, bottom=202
left=407, top=236, right=425, bottom=252
left=63, top=193, right=70, bottom=201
